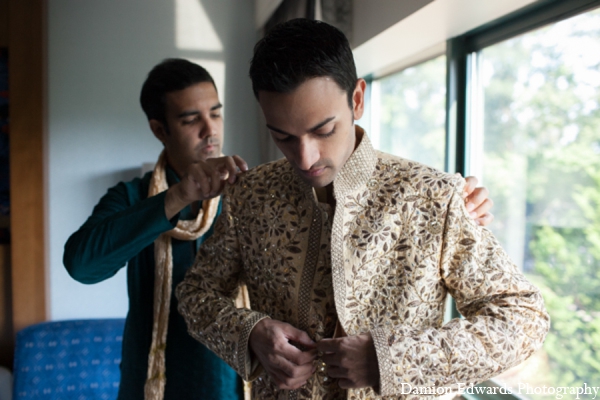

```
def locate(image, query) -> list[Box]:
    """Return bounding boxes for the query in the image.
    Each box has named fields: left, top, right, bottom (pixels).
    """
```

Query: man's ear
left=149, top=119, right=168, bottom=144
left=352, top=79, right=367, bottom=121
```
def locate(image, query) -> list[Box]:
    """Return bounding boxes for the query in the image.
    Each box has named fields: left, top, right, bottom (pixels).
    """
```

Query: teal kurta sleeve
left=63, top=180, right=177, bottom=284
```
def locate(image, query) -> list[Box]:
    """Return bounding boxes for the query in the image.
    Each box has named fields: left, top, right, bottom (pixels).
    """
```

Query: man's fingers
left=465, top=186, right=490, bottom=210
left=209, top=167, right=224, bottom=194
left=208, top=155, right=248, bottom=184
left=320, top=351, right=341, bottom=367
left=463, top=175, right=479, bottom=197
left=316, top=338, right=340, bottom=354
left=249, top=319, right=318, bottom=390
left=221, top=156, right=239, bottom=183
left=326, top=365, right=348, bottom=379
left=463, top=182, right=495, bottom=225
left=279, top=325, right=317, bottom=365
left=286, top=348, right=317, bottom=365
left=287, top=327, right=316, bottom=348
left=470, top=197, right=493, bottom=218
left=269, top=369, right=300, bottom=390
left=476, top=212, right=494, bottom=226
left=232, top=154, right=249, bottom=173
left=286, top=346, right=317, bottom=366
left=318, top=333, right=379, bottom=389
left=282, top=358, right=315, bottom=378
left=270, top=353, right=298, bottom=378
left=186, top=163, right=224, bottom=199
left=284, top=325, right=316, bottom=362
left=192, top=167, right=211, bottom=197
left=267, top=355, right=315, bottom=390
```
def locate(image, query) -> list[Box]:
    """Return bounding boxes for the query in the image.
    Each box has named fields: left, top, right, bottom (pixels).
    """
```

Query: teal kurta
left=63, top=168, right=242, bottom=400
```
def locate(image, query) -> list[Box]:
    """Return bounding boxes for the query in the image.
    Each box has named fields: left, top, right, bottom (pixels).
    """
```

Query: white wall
left=48, top=0, right=260, bottom=320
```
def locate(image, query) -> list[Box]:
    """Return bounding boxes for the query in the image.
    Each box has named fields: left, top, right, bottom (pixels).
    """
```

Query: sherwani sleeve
left=370, top=177, right=550, bottom=397
left=176, top=184, right=269, bottom=381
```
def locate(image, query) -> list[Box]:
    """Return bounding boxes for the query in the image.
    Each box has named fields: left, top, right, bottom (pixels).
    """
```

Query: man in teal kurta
left=63, top=59, right=247, bottom=400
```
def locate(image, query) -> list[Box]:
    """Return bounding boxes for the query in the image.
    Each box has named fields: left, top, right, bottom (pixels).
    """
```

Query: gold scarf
left=144, top=150, right=220, bottom=400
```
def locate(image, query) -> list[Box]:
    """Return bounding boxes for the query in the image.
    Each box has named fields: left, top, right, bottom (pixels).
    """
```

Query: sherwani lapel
left=330, top=126, right=378, bottom=329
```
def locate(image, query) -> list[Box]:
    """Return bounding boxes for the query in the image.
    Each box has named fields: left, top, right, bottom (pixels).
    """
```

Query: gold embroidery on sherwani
left=331, top=128, right=378, bottom=330
left=290, top=203, right=322, bottom=400
left=298, top=204, right=323, bottom=332
left=176, top=125, right=549, bottom=400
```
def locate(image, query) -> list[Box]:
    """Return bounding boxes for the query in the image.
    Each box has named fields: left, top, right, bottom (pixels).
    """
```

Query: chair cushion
left=13, top=319, right=124, bottom=399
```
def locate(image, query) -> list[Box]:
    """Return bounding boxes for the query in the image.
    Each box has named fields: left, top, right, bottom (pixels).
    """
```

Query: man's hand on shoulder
left=317, top=333, right=379, bottom=390
left=164, top=155, right=248, bottom=219
left=249, top=319, right=317, bottom=390
left=463, top=175, right=494, bottom=226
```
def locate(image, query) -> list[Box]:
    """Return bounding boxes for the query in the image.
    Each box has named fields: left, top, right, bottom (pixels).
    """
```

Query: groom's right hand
left=249, top=318, right=317, bottom=390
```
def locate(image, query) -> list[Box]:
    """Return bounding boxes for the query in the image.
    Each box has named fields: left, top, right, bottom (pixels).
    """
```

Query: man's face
left=151, top=81, right=223, bottom=176
left=259, top=77, right=365, bottom=188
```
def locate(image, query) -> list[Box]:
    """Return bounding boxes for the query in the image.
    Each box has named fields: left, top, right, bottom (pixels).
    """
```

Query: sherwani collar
left=332, top=125, right=378, bottom=197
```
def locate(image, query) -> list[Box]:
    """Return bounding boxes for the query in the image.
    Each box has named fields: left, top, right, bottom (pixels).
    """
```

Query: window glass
left=367, top=55, right=447, bottom=170
left=470, top=8, right=600, bottom=398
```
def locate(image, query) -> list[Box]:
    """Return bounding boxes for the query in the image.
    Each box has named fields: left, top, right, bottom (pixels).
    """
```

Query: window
left=365, top=1, right=600, bottom=398
left=366, top=55, right=447, bottom=170
left=469, top=7, right=600, bottom=398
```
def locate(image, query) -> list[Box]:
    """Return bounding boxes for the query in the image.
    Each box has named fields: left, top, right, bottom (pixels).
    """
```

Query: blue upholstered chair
left=13, top=319, right=125, bottom=399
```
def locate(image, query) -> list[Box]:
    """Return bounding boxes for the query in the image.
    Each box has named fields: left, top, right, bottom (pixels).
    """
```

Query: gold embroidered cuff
left=238, top=314, right=271, bottom=381
left=371, top=328, right=395, bottom=396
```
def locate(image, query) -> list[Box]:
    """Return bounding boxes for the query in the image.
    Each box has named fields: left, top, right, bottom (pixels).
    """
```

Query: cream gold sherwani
left=176, top=126, right=549, bottom=400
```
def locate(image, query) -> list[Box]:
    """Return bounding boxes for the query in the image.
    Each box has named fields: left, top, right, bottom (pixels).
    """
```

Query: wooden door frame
left=8, top=0, right=47, bottom=335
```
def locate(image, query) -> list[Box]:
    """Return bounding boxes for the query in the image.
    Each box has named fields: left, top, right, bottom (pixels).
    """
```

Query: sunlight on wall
left=176, top=0, right=223, bottom=51
left=176, top=1, right=225, bottom=116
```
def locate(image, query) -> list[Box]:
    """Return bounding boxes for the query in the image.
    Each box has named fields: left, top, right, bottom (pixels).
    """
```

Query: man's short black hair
left=249, top=18, right=357, bottom=107
left=140, top=58, right=216, bottom=125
